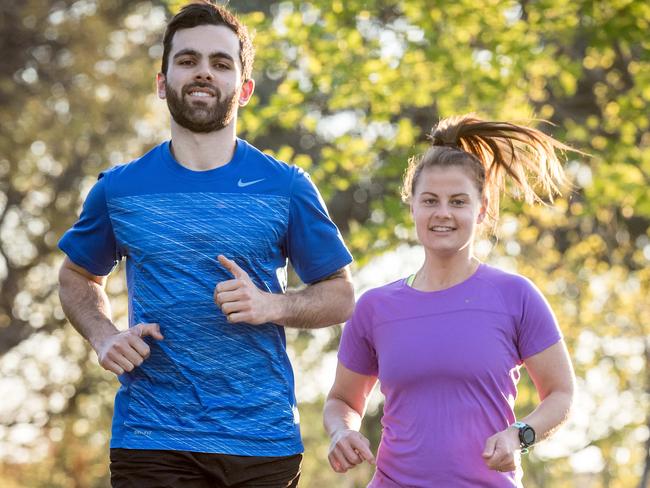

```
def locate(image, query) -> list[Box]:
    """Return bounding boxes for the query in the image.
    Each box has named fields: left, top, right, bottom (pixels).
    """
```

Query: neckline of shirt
left=160, top=138, right=248, bottom=180
left=402, top=263, right=485, bottom=296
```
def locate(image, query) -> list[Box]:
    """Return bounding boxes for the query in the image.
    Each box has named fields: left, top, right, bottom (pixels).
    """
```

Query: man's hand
left=328, top=429, right=376, bottom=473
left=95, top=323, right=163, bottom=375
left=214, top=255, right=276, bottom=325
left=482, top=427, right=521, bottom=473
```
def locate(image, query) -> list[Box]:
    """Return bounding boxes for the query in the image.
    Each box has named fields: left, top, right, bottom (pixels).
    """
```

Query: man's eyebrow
left=172, top=49, right=235, bottom=63
left=173, top=48, right=200, bottom=59
left=209, top=51, right=235, bottom=63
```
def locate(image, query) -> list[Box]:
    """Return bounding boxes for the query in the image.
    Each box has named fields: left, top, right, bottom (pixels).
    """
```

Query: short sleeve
left=286, top=168, right=352, bottom=283
left=337, top=293, right=378, bottom=376
left=516, top=279, right=563, bottom=361
left=58, top=174, right=121, bottom=276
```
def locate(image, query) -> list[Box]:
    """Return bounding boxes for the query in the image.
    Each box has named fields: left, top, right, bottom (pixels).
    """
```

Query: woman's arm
left=323, top=361, right=379, bottom=473
left=483, top=340, right=575, bottom=472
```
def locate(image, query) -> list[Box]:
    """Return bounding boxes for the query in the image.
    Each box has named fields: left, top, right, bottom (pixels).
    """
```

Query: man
left=57, top=2, right=354, bottom=487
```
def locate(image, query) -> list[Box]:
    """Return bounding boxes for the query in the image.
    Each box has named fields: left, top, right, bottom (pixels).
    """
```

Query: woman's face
left=410, top=165, right=487, bottom=258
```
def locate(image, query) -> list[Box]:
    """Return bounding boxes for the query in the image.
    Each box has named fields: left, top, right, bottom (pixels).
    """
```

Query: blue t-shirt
left=59, top=139, right=353, bottom=456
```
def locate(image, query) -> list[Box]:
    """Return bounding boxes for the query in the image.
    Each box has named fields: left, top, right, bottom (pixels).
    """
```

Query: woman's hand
left=481, top=427, right=521, bottom=472
left=328, top=428, right=375, bottom=473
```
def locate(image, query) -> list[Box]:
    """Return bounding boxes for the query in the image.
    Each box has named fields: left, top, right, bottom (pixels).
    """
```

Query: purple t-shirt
left=338, top=264, right=562, bottom=488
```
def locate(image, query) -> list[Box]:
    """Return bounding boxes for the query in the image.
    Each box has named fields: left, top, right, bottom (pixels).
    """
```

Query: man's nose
left=194, top=61, right=214, bottom=81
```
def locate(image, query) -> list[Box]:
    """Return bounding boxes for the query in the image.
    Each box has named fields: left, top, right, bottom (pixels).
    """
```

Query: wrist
left=511, top=421, right=536, bottom=453
left=265, top=292, right=288, bottom=324
left=89, top=321, right=120, bottom=352
left=330, top=427, right=354, bottom=441
left=507, top=425, right=521, bottom=445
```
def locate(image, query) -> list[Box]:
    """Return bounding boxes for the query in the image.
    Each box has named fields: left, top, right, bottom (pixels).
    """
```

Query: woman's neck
left=412, top=252, right=480, bottom=292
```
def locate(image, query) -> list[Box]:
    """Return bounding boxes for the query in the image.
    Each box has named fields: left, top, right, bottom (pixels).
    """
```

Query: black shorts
left=110, top=448, right=302, bottom=488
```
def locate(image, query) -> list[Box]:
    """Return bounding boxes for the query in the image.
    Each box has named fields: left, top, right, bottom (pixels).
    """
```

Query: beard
left=164, top=80, right=239, bottom=133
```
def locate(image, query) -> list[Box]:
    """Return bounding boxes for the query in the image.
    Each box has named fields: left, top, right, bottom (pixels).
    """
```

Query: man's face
left=157, top=24, right=252, bottom=133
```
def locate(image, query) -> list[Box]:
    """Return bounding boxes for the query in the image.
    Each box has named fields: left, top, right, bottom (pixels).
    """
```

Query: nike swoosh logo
left=237, top=178, right=265, bottom=188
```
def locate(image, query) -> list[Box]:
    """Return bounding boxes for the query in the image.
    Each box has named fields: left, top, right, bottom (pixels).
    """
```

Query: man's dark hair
left=161, top=1, right=255, bottom=80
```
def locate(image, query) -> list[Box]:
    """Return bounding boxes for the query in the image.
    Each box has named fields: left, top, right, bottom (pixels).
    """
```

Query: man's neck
left=169, top=120, right=238, bottom=171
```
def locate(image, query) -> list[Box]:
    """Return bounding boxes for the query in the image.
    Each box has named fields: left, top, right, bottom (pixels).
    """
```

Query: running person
left=58, top=2, right=354, bottom=487
left=323, top=115, right=576, bottom=487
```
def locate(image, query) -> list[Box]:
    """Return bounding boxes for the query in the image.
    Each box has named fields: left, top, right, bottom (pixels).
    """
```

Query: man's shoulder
left=100, top=142, right=166, bottom=181
left=239, top=139, right=304, bottom=181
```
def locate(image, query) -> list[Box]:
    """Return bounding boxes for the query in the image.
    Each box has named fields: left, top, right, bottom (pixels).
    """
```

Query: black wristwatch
left=512, top=421, right=535, bottom=453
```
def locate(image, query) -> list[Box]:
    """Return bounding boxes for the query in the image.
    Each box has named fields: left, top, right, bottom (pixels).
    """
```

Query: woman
left=323, top=115, right=576, bottom=487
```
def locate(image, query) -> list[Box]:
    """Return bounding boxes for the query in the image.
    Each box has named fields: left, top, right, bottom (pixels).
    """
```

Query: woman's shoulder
left=360, top=278, right=406, bottom=298
left=355, top=278, right=407, bottom=308
left=477, top=263, right=537, bottom=290
left=347, top=279, right=409, bottom=332
left=475, top=263, right=546, bottom=314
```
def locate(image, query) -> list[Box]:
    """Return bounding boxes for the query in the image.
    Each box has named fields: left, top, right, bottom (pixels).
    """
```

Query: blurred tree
left=0, top=0, right=648, bottom=486
left=0, top=0, right=167, bottom=486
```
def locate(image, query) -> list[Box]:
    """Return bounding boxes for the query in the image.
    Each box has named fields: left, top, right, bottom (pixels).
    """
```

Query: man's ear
left=238, top=78, right=255, bottom=106
left=156, top=72, right=166, bottom=99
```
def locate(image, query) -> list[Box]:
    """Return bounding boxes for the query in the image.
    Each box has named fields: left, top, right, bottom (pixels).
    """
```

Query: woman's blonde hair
left=402, top=114, right=574, bottom=232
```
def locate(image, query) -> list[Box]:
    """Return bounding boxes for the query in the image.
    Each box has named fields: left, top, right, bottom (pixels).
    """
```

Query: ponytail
left=402, top=114, right=575, bottom=231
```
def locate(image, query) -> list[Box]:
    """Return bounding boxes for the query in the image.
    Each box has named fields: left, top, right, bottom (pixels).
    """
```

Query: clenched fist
left=328, top=429, right=376, bottom=473
left=95, top=322, right=163, bottom=375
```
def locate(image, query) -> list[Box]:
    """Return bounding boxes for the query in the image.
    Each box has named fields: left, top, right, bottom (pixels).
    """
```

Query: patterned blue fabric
left=59, top=139, right=352, bottom=455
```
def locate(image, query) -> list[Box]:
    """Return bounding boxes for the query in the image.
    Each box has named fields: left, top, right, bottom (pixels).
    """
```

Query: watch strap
left=511, top=421, right=535, bottom=453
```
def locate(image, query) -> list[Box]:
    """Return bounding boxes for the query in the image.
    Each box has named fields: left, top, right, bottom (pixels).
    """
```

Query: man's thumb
left=138, top=323, right=164, bottom=340
left=217, top=255, right=247, bottom=279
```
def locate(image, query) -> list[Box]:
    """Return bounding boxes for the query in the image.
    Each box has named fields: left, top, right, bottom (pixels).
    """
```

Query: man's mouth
left=185, top=85, right=217, bottom=98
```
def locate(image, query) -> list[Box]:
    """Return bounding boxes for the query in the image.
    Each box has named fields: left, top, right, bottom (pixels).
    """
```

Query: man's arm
left=58, top=257, right=163, bottom=375
left=214, top=255, right=354, bottom=328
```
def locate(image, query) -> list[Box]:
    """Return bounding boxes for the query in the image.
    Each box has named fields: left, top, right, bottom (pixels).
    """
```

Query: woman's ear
left=477, top=197, right=488, bottom=224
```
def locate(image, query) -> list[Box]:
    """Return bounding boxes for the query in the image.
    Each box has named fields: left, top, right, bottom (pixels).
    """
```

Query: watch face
left=522, top=428, right=535, bottom=444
